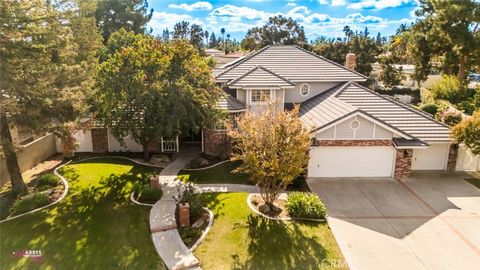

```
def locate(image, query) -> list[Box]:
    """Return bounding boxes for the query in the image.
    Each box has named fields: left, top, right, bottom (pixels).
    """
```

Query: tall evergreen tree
left=0, top=0, right=100, bottom=196
left=95, top=0, right=153, bottom=42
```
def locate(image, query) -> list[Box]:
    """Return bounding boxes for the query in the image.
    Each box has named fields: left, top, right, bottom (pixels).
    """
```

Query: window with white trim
left=251, top=90, right=271, bottom=102
left=300, top=83, right=310, bottom=96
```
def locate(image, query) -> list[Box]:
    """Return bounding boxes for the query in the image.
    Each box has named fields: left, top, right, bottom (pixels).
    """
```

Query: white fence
left=456, top=145, right=480, bottom=172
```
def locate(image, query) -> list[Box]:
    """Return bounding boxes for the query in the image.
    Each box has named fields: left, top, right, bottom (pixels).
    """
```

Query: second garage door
left=308, top=146, right=396, bottom=178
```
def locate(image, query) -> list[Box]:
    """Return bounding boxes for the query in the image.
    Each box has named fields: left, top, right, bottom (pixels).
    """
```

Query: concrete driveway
left=308, top=172, right=480, bottom=270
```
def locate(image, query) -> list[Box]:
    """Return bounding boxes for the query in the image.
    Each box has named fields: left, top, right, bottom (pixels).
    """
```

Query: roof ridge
left=227, top=65, right=295, bottom=86
left=215, top=46, right=271, bottom=79
left=293, top=45, right=368, bottom=80
left=348, top=82, right=450, bottom=128
left=255, top=66, right=295, bottom=85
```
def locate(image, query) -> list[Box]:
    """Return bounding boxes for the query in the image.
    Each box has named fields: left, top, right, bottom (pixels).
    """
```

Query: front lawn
left=193, top=193, right=346, bottom=270
left=177, top=161, right=251, bottom=185
left=0, top=158, right=166, bottom=270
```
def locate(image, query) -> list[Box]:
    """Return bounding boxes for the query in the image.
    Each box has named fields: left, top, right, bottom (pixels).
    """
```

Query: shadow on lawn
left=232, top=215, right=335, bottom=270
left=0, top=161, right=166, bottom=270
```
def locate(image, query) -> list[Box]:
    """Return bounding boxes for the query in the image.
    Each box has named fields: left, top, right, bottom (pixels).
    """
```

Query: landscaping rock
left=270, top=203, right=282, bottom=213
left=259, top=204, right=270, bottom=214
left=198, top=158, right=209, bottom=167
left=192, top=218, right=204, bottom=229
left=150, top=154, right=170, bottom=165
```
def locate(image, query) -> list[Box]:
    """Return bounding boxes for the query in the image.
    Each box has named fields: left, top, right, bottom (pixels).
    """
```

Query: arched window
left=300, top=83, right=310, bottom=96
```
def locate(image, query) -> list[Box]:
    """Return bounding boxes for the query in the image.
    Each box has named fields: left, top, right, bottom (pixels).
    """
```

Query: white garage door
left=411, top=144, right=449, bottom=171
left=308, top=146, right=395, bottom=178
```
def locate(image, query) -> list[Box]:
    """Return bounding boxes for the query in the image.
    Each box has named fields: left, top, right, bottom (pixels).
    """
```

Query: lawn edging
left=130, top=191, right=155, bottom=207
left=71, top=155, right=165, bottom=169
left=189, top=207, right=214, bottom=252
left=246, top=193, right=326, bottom=222
left=0, top=160, right=71, bottom=224
left=182, top=160, right=230, bottom=171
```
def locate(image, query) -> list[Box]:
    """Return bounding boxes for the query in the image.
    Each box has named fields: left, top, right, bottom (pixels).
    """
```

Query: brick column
left=447, top=144, right=459, bottom=172
left=91, top=128, right=109, bottom=153
left=394, top=149, right=412, bottom=180
left=203, top=128, right=230, bottom=157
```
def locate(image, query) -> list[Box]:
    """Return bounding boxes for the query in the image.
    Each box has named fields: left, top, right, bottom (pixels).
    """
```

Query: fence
left=0, top=133, right=57, bottom=187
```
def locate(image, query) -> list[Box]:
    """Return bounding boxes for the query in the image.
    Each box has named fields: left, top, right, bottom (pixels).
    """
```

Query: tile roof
left=227, top=66, right=295, bottom=89
left=217, top=94, right=246, bottom=112
left=300, top=82, right=451, bottom=143
left=215, top=45, right=367, bottom=83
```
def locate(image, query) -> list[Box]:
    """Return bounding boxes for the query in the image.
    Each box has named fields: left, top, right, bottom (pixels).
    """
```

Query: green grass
left=0, top=158, right=166, bottom=270
left=465, top=177, right=480, bottom=189
left=177, top=161, right=251, bottom=185
left=193, top=193, right=346, bottom=270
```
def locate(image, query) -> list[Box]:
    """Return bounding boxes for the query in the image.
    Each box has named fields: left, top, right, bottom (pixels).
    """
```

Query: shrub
left=137, top=186, right=163, bottom=204
left=178, top=226, right=203, bottom=248
left=36, top=173, right=60, bottom=191
left=427, top=75, right=472, bottom=104
left=285, top=192, right=326, bottom=219
left=419, top=103, right=438, bottom=115
left=436, top=107, right=463, bottom=126
left=175, top=183, right=204, bottom=220
left=11, top=193, right=50, bottom=215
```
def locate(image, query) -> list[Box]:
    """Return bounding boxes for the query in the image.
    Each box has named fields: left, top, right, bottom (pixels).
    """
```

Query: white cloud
left=168, top=1, right=213, bottom=11
left=287, top=2, right=297, bottom=7
left=348, top=0, right=412, bottom=10
left=149, top=12, right=204, bottom=31
left=318, top=0, right=329, bottom=4
left=210, top=4, right=272, bottom=20
left=331, top=0, right=347, bottom=6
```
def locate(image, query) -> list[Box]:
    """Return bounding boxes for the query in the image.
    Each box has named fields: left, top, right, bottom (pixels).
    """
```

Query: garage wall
left=315, top=115, right=393, bottom=140
left=411, top=144, right=450, bottom=170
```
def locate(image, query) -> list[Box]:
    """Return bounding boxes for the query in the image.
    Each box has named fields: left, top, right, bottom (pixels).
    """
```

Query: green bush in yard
left=285, top=192, right=326, bottom=219
left=137, top=186, right=163, bottom=204
left=419, top=103, right=438, bottom=116
left=36, top=173, right=60, bottom=190
left=11, top=193, right=50, bottom=215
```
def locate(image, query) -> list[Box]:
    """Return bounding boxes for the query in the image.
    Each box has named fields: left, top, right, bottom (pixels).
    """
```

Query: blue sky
left=147, top=0, right=419, bottom=41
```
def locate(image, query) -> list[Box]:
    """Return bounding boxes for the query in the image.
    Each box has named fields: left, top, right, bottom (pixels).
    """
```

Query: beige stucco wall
left=0, top=133, right=57, bottom=187
left=315, top=115, right=393, bottom=140
left=284, top=82, right=339, bottom=103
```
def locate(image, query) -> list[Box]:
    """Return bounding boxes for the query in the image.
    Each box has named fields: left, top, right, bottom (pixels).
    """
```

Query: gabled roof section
left=299, top=84, right=356, bottom=131
left=215, top=45, right=367, bottom=83
left=216, top=94, right=246, bottom=112
left=227, top=66, right=295, bottom=89
left=300, top=82, right=451, bottom=143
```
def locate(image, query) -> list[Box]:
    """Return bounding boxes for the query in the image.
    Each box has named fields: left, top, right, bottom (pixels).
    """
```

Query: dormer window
left=300, top=83, right=310, bottom=96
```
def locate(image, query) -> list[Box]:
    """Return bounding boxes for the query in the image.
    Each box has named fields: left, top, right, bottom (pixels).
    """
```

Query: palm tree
left=221, top=28, right=226, bottom=53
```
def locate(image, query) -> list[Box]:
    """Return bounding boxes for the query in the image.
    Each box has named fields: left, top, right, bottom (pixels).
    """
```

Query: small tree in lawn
left=228, top=103, right=311, bottom=207
left=452, top=110, right=480, bottom=155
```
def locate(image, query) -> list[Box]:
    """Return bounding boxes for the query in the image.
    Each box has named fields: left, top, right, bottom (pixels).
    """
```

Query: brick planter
left=179, top=203, right=190, bottom=227
left=149, top=176, right=160, bottom=189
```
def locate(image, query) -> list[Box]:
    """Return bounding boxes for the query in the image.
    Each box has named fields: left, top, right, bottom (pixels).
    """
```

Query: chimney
left=345, top=53, right=356, bottom=70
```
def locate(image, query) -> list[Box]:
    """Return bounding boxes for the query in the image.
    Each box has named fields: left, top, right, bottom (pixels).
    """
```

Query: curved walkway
left=149, top=153, right=260, bottom=270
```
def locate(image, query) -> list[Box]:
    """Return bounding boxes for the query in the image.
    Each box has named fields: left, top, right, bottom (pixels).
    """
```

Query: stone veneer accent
left=91, top=128, right=109, bottom=153
left=447, top=144, right=458, bottom=172
left=312, top=139, right=392, bottom=147
left=203, top=128, right=230, bottom=157
left=394, top=149, right=412, bottom=180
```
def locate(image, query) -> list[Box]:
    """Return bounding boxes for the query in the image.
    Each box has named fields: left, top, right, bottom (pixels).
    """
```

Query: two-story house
left=204, top=45, right=455, bottom=179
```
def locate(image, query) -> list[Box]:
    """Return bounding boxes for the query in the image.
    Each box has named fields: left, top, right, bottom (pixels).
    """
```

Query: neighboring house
left=207, top=45, right=456, bottom=179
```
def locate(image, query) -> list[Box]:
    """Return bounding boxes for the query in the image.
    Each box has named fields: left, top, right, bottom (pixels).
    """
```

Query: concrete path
left=308, top=173, right=480, bottom=270
left=197, top=183, right=260, bottom=193
left=149, top=151, right=200, bottom=270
